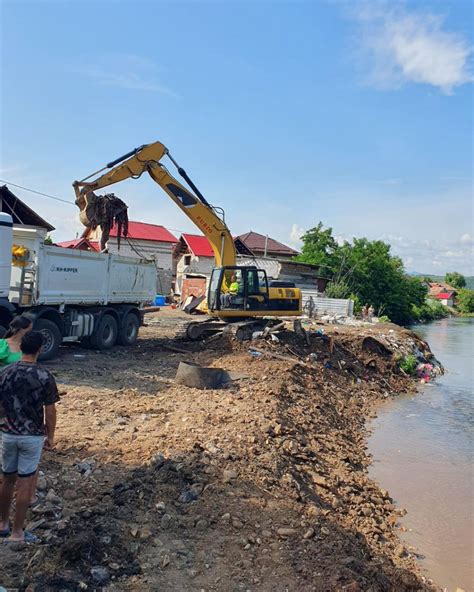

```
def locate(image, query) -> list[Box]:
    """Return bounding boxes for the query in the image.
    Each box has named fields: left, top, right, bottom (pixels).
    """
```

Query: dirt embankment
left=0, top=311, right=441, bottom=591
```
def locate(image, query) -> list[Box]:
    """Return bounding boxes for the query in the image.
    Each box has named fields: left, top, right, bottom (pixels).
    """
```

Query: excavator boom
left=74, top=140, right=302, bottom=334
left=73, top=141, right=236, bottom=267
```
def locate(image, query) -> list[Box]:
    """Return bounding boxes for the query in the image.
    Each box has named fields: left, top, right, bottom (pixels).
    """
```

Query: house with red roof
left=62, top=220, right=178, bottom=295
left=173, top=232, right=327, bottom=300
left=81, top=220, right=177, bottom=264
left=427, top=282, right=457, bottom=307
left=173, top=233, right=252, bottom=296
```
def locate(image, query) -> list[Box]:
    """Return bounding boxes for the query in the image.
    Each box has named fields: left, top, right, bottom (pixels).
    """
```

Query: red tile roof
left=435, top=292, right=455, bottom=299
left=57, top=239, right=83, bottom=248
left=110, top=221, right=177, bottom=243
left=237, top=231, right=298, bottom=256
left=182, top=234, right=214, bottom=257
left=57, top=238, right=100, bottom=252
left=428, top=282, right=456, bottom=296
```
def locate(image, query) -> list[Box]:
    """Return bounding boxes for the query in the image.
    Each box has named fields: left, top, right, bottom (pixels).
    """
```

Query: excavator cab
left=208, top=266, right=270, bottom=314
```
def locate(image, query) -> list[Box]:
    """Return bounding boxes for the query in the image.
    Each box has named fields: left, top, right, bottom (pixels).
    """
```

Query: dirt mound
left=0, top=314, right=440, bottom=591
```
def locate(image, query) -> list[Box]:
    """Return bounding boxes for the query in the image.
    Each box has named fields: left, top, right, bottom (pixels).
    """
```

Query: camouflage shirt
left=0, top=361, right=59, bottom=436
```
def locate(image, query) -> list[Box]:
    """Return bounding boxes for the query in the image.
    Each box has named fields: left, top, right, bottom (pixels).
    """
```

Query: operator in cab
left=221, top=272, right=240, bottom=308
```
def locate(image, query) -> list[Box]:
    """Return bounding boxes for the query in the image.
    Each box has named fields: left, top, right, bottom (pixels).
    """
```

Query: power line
left=0, top=179, right=194, bottom=237
left=0, top=179, right=75, bottom=205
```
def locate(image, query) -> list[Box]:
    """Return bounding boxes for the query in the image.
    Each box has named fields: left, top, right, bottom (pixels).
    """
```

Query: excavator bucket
left=76, top=191, right=97, bottom=228
left=75, top=191, right=129, bottom=251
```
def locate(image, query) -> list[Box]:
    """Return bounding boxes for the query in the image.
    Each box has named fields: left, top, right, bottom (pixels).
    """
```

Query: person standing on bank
left=0, top=331, right=59, bottom=543
left=0, top=316, right=36, bottom=501
left=0, top=315, right=33, bottom=369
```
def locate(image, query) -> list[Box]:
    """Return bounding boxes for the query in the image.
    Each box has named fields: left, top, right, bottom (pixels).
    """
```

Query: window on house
left=184, top=255, right=191, bottom=266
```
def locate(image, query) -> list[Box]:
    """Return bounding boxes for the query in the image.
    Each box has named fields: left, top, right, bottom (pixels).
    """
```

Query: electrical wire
left=0, top=179, right=197, bottom=236
left=0, top=180, right=76, bottom=205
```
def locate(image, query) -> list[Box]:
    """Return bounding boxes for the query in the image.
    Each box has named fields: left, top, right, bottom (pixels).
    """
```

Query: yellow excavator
left=73, top=140, right=301, bottom=339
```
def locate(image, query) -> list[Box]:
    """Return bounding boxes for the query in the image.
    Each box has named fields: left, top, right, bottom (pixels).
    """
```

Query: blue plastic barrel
left=154, top=295, right=166, bottom=306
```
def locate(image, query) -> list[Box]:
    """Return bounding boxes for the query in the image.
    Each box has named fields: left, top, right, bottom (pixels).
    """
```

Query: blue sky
left=1, top=0, right=472, bottom=274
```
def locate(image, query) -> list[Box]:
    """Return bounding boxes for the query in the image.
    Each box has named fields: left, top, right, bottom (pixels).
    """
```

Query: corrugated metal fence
left=302, top=289, right=354, bottom=317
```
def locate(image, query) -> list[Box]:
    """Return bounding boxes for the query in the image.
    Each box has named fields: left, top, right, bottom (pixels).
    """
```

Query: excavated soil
left=0, top=309, right=441, bottom=591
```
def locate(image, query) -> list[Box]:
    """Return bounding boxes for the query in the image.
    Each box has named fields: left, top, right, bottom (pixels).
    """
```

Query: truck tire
left=90, top=314, right=118, bottom=350
left=35, top=319, right=62, bottom=361
left=117, top=312, right=140, bottom=346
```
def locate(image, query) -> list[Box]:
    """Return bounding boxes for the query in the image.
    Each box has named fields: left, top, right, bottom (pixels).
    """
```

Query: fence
left=301, top=289, right=354, bottom=317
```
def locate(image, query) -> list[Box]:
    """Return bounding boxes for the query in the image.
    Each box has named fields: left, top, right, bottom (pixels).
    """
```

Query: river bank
left=369, top=317, right=474, bottom=591
left=0, top=311, right=443, bottom=591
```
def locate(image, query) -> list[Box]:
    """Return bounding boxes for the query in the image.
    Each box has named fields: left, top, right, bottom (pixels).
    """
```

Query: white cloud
left=349, top=2, right=473, bottom=94
left=377, top=232, right=474, bottom=275
left=289, top=223, right=305, bottom=246
left=79, top=53, right=178, bottom=97
left=459, top=233, right=473, bottom=245
left=334, top=234, right=349, bottom=246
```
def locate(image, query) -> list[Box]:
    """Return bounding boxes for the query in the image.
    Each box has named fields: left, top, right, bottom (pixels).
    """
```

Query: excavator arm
left=73, top=141, right=236, bottom=267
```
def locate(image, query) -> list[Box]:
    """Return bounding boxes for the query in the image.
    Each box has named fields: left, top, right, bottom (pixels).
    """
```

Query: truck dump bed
left=10, top=228, right=156, bottom=307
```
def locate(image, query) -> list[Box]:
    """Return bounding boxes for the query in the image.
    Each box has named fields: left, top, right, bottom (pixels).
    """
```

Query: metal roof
left=0, top=185, right=55, bottom=231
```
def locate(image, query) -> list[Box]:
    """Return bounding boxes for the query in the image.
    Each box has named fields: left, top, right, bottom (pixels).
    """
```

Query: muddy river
left=369, top=317, right=473, bottom=591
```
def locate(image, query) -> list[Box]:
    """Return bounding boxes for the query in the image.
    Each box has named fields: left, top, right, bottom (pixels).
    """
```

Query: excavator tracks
left=174, top=317, right=284, bottom=342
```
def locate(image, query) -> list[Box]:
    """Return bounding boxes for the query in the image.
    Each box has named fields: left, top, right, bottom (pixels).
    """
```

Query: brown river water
left=369, top=318, right=473, bottom=591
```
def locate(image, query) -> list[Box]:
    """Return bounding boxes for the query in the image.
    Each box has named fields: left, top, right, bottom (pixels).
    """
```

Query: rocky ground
left=0, top=309, right=442, bottom=591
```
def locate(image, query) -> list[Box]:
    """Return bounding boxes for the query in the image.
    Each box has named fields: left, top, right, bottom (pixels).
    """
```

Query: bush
left=348, top=293, right=361, bottom=315
left=457, top=289, right=474, bottom=313
left=378, top=315, right=391, bottom=323
left=411, top=299, right=449, bottom=322
left=399, top=354, right=418, bottom=375
left=326, top=281, right=351, bottom=299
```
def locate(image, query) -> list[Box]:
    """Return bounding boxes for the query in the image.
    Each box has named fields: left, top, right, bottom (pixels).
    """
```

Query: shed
left=0, top=185, right=55, bottom=238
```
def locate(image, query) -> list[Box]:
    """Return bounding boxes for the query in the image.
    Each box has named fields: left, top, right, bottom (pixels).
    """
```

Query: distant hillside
left=410, top=273, right=474, bottom=290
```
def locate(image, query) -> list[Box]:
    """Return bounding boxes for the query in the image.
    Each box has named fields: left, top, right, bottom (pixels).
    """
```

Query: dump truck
left=0, top=212, right=156, bottom=359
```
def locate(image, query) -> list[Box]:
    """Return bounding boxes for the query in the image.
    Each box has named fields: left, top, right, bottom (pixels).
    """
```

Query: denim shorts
left=1, top=433, right=44, bottom=477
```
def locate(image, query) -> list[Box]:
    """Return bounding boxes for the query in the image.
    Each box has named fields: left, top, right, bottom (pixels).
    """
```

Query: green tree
left=456, top=289, right=474, bottom=313
left=445, top=271, right=466, bottom=289
left=342, top=238, right=426, bottom=324
left=295, top=222, right=341, bottom=275
left=44, top=235, right=53, bottom=245
left=297, top=223, right=428, bottom=325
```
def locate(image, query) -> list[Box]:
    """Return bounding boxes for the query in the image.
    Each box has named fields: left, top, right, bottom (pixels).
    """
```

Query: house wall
left=175, top=253, right=214, bottom=294
left=440, top=298, right=454, bottom=307
left=13, top=224, right=47, bottom=240
left=250, top=249, right=295, bottom=261
left=174, top=253, right=326, bottom=298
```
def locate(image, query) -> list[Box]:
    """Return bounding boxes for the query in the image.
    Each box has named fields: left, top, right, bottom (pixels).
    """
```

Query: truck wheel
left=35, top=319, right=62, bottom=361
left=90, top=314, right=118, bottom=350
left=117, top=312, right=140, bottom=346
